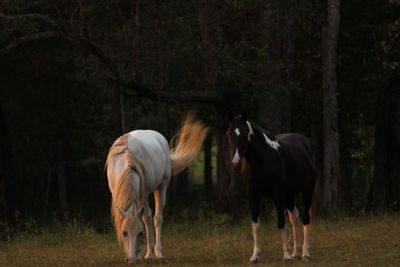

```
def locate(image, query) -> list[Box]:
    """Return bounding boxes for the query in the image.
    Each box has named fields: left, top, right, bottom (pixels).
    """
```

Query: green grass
left=1, top=214, right=399, bottom=266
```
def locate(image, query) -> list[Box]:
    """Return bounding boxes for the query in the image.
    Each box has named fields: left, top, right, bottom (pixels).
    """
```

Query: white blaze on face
left=121, top=210, right=143, bottom=264
left=263, top=133, right=280, bottom=150
left=231, top=128, right=241, bottom=166
left=231, top=148, right=240, bottom=166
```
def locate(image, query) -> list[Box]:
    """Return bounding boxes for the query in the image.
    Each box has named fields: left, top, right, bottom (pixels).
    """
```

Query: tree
left=319, top=0, right=341, bottom=213
left=0, top=101, right=16, bottom=232
left=371, top=2, right=400, bottom=208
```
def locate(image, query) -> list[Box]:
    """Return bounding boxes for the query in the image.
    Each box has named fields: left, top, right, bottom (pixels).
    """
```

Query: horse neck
left=113, top=168, right=141, bottom=212
left=246, top=129, right=279, bottom=162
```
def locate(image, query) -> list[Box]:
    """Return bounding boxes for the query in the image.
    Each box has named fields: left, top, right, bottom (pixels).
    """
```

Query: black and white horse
left=226, top=113, right=317, bottom=263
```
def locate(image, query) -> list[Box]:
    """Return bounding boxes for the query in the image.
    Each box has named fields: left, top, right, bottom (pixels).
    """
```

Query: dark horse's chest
left=242, top=145, right=282, bottom=196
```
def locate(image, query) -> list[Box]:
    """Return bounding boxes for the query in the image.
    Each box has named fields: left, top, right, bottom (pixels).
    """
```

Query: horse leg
left=286, top=194, right=301, bottom=259
left=249, top=194, right=261, bottom=264
left=288, top=207, right=301, bottom=259
left=142, top=203, right=155, bottom=259
left=276, top=201, right=291, bottom=262
left=153, top=184, right=167, bottom=259
left=301, top=188, right=313, bottom=260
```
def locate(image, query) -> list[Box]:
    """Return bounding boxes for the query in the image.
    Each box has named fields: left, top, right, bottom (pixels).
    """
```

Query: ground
left=0, top=214, right=399, bottom=266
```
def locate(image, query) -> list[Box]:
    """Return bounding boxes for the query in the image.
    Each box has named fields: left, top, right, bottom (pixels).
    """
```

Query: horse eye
left=123, top=231, right=128, bottom=237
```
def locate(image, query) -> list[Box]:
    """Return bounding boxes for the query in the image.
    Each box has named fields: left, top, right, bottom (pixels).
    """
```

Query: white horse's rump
left=105, top=115, right=208, bottom=264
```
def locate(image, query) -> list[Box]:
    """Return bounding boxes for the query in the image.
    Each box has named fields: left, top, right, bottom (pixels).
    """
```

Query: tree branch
left=0, top=31, right=61, bottom=57
left=63, top=35, right=119, bottom=79
left=0, top=12, right=225, bottom=104
left=120, top=79, right=225, bottom=103
left=0, top=12, right=58, bottom=27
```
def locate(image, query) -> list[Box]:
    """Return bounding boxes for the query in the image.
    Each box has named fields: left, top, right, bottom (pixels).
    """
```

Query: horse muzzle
left=231, top=156, right=241, bottom=169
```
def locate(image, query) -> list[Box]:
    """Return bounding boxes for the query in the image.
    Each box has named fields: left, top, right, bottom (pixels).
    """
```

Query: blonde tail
left=170, top=114, right=209, bottom=176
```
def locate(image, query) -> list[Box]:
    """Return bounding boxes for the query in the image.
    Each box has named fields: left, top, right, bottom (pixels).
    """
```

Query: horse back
left=127, top=130, right=171, bottom=175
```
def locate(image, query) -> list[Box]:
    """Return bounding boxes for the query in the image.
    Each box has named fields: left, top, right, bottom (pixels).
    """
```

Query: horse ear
left=118, top=207, right=128, bottom=218
left=228, top=110, right=245, bottom=122
left=228, top=110, right=235, bottom=122
left=240, top=111, right=247, bottom=122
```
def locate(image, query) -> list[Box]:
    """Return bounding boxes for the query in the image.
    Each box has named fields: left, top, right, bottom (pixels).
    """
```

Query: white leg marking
left=288, top=208, right=301, bottom=259
left=232, top=149, right=240, bottom=166
left=280, top=226, right=292, bottom=262
left=302, top=224, right=311, bottom=260
left=154, top=187, right=167, bottom=259
left=262, top=133, right=280, bottom=150
left=249, top=220, right=261, bottom=263
left=142, top=206, right=155, bottom=259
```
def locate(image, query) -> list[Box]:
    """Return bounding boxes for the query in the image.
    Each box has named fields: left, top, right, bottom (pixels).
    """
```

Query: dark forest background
left=0, top=0, right=399, bottom=235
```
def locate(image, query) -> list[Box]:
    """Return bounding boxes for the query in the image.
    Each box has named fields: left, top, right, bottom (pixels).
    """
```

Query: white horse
left=105, top=115, right=209, bottom=264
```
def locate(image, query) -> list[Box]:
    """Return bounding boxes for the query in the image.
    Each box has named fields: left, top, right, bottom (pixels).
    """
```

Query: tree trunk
left=371, top=73, right=400, bottom=208
left=321, top=0, right=341, bottom=213
left=42, top=163, right=53, bottom=221
left=279, top=0, right=294, bottom=132
left=194, top=0, right=217, bottom=88
left=57, top=161, right=68, bottom=215
left=203, top=135, right=213, bottom=200
left=120, top=92, right=126, bottom=133
left=388, top=74, right=400, bottom=207
left=176, top=169, right=189, bottom=203
left=258, top=0, right=294, bottom=133
left=216, top=131, right=231, bottom=213
left=0, top=101, right=17, bottom=232
left=194, top=0, right=221, bottom=212
left=111, top=83, right=123, bottom=138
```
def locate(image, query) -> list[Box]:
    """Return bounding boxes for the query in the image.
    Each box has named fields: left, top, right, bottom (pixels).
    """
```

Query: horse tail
left=170, top=114, right=209, bottom=176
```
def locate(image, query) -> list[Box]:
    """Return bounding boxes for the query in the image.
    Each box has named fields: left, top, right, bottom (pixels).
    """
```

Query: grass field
left=1, top=214, right=399, bottom=266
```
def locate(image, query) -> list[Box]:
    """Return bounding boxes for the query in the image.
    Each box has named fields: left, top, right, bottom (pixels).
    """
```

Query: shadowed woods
left=0, top=0, right=400, bottom=265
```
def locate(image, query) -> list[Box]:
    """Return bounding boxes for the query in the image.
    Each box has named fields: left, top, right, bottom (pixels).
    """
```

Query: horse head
left=226, top=113, right=254, bottom=168
left=117, top=206, right=144, bottom=264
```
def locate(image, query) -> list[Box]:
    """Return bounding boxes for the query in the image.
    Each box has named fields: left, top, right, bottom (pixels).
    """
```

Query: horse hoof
left=302, top=255, right=311, bottom=262
left=144, top=253, right=154, bottom=260
left=291, top=254, right=301, bottom=260
left=249, top=257, right=259, bottom=264
left=283, top=256, right=292, bottom=262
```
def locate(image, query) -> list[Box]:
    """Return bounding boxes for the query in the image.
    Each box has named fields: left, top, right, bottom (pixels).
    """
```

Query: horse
left=226, top=113, right=317, bottom=263
left=105, top=115, right=209, bottom=264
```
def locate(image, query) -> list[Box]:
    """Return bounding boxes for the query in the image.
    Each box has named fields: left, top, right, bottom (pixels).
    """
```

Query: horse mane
left=105, top=134, right=146, bottom=244
left=248, top=120, right=277, bottom=141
